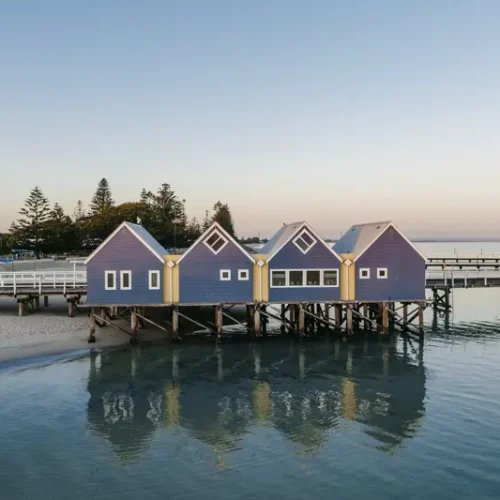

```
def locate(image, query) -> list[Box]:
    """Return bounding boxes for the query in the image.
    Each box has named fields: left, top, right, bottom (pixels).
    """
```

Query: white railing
left=0, top=271, right=87, bottom=294
left=426, top=269, right=500, bottom=287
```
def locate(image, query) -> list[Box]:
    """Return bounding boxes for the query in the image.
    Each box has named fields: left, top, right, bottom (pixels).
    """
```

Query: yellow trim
left=163, top=255, right=181, bottom=303
left=253, top=254, right=269, bottom=302
left=339, top=253, right=356, bottom=301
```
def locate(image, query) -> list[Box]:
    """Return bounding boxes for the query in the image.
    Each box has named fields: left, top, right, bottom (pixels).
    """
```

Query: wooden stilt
left=346, top=305, right=353, bottom=335
left=43, top=295, right=49, bottom=308
left=298, top=305, right=305, bottom=334
left=418, top=303, right=425, bottom=333
left=382, top=303, right=389, bottom=334
left=325, top=304, right=330, bottom=321
left=215, top=305, right=223, bottom=340
left=335, top=305, right=341, bottom=329
left=88, top=310, right=96, bottom=343
left=254, top=306, right=261, bottom=335
left=403, top=303, right=408, bottom=326
left=33, top=296, right=40, bottom=310
left=261, top=305, right=268, bottom=334
left=68, top=300, right=76, bottom=318
left=247, top=305, right=255, bottom=328
left=289, top=305, right=296, bottom=329
left=18, top=300, right=26, bottom=317
left=362, top=304, right=369, bottom=329
left=130, top=310, right=139, bottom=344
left=172, top=306, right=179, bottom=339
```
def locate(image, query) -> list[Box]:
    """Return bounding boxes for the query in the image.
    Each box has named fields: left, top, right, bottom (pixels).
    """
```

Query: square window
left=220, top=269, right=231, bottom=281
left=271, top=270, right=286, bottom=287
left=120, top=271, right=132, bottom=290
left=293, top=229, right=316, bottom=254
left=359, top=268, right=370, bottom=279
left=149, top=270, right=160, bottom=290
left=306, top=270, right=320, bottom=286
left=105, top=271, right=116, bottom=290
left=289, top=270, right=304, bottom=286
left=238, top=269, right=249, bottom=281
left=204, top=230, right=228, bottom=255
left=377, top=268, right=388, bottom=279
left=323, top=270, right=338, bottom=287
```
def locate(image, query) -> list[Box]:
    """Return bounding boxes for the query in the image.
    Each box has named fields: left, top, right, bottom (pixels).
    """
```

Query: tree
left=43, top=204, right=77, bottom=254
left=212, top=201, right=235, bottom=237
left=10, top=186, right=51, bottom=256
left=89, top=178, right=114, bottom=215
left=202, top=210, right=212, bottom=231
left=185, top=217, right=202, bottom=245
left=73, top=200, right=86, bottom=221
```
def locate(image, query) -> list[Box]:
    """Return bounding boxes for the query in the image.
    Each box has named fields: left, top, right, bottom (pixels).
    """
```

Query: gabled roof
left=333, top=221, right=426, bottom=261
left=176, top=222, right=256, bottom=264
left=84, top=221, right=168, bottom=265
left=263, top=221, right=342, bottom=263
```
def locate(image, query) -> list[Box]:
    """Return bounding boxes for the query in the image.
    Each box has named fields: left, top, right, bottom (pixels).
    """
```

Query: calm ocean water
left=1, top=242, right=500, bottom=499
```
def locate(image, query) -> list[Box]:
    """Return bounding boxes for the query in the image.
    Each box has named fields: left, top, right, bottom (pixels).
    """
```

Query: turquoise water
left=2, top=293, right=500, bottom=499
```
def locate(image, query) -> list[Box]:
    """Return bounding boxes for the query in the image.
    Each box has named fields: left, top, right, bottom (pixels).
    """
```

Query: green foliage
left=6, top=181, right=238, bottom=255
left=212, top=201, right=236, bottom=237
left=10, top=186, right=51, bottom=256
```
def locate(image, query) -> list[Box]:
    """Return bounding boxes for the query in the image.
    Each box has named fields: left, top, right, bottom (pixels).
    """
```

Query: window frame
left=377, top=268, right=388, bottom=279
left=105, top=270, right=116, bottom=291
left=269, top=269, right=339, bottom=288
left=238, top=269, right=249, bottom=281
left=120, top=270, right=132, bottom=290
left=359, top=268, right=370, bottom=280
left=203, top=229, right=229, bottom=255
left=220, top=269, right=231, bottom=281
left=149, top=270, right=161, bottom=290
left=292, top=229, right=317, bottom=255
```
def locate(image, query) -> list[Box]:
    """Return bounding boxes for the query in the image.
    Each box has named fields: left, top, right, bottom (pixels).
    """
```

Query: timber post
left=18, top=299, right=26, bottom=317
left=298, top=304, right=305, bottom=335
left=335, top=305, right=342, bottom=330
left=325, top=304, right=330, bottom=322
left=346, top=304, right=353, bottom=335
left=363, top=303, right=369, bottom=330
left=382, top=303, right=389, bottom=334
left=247, top=304, right=255, bottom=328
left=67, top=299, right=76, bottom=318
left=215, top=305, right=223, bottom=340
left=130, top=309, right=139, bottom=344
left=418, top=303, right=425, bottom=334
left=403, top=303, right=408, bottom=327
left=88, top=309, right=96, bottom=343
left=254, top=305, right=261, bottom=335
left=33, top=296, right=40, bottom=311
left=172, top=306, right=179, bottom=340
left=43, top=295, right=49, bottom=308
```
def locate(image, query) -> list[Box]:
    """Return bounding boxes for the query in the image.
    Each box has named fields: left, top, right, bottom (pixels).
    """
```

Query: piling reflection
left=87, top=338, right=426, bottom=462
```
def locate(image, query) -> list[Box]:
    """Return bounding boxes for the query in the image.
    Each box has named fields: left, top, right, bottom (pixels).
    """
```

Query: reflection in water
left=87, top=338, right=426, bottom=463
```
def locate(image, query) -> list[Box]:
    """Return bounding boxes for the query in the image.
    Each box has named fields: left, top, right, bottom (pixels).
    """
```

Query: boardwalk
left=0, top=271, right=87, bottom=296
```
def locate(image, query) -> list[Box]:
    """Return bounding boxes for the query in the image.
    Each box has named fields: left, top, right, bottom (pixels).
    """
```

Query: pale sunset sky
left=1, top=1, right=499, bottom=239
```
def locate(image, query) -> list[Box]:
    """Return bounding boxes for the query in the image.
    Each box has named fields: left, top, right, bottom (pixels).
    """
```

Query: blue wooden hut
left=261, top=221, right=342, bottom=302
left=85, top=221, right=168, bottom=305
left=175, top=222, right=255, bottom=304
left=333, top=221, right=426, bottom=301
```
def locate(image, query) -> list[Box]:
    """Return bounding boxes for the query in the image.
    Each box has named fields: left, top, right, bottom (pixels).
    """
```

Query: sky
left=1, top=1, right=500, bottom=239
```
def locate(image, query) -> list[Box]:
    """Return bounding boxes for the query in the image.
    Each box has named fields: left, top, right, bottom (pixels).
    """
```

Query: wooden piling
left=18, top=300, right=25, bottom=317
left=88, top=310, right=96, bottom=343
left=335, top=305, right=342, bottom=330
left=215, top=305, right=223, bottom=340
left=362, top=304, right=369, bottom=330
left=254, top=306, right=261, bottom=335
left=325, top=304, right=330, bottom=321
left=130, top=310, right=139, bottom=343
left=298, top=305, right=305, bottom=334
left=403, top=303, right=408, bottom=326
left=68, top=300, right=76, bottom=318
left=247, top=305, right=255, bottom=328
left=346, top=305, right=353, bottom=335
left=418, top=303, right=425, bottom=333
left=381, top=303, right=389, bottom=334
left=172, top=306, right=179, bottom=339
left=43, top=295, right=49, bottom=308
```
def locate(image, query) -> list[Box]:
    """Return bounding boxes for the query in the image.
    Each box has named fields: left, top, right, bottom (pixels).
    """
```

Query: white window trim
left=359, top=268, right=370, bottom=279
left=238, top=269, right=249, bottom=281
left=203, top=229, right=229, bottom=255
left=270, top=269, right=339, bottom=288
left=120, top=270, right=132, bottom=290
left=377, top=268, right=388, bottom=279
left=149, top=270, right=161, bottom=290
left=105, top=270, right=116, bottom=291
left=292, top=229, right=317, bottom=255
left=220, top=269, right=231, bottom=281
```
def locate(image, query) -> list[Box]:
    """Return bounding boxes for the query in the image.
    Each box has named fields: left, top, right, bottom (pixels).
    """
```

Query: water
left=2, top=242, right=500, bottom=499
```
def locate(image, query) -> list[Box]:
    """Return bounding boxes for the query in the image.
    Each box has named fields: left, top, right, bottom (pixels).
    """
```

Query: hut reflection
left=86, top=337, right=426, bottom=462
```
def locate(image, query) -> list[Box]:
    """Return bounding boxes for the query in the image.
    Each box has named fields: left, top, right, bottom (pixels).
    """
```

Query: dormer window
left=293, top=229, right=316, bottom=254
left=204, top=230, right=228, bottom=255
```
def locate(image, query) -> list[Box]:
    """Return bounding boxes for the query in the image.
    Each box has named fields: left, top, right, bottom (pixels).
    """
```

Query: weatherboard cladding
left=86, top=226, right=164, bottom=304
left=179, top=229, right=253, bottom=303
left=355, top=226, right=425, bottom=301
left=268, top=231, right=341, bottom=302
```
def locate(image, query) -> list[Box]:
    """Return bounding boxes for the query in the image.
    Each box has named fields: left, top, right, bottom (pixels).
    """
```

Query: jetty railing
left=0, top=271, right=87, bottom=295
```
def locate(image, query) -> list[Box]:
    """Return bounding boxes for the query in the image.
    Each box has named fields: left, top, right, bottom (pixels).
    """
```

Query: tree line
left=0, top=178, right=247, bottom=257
